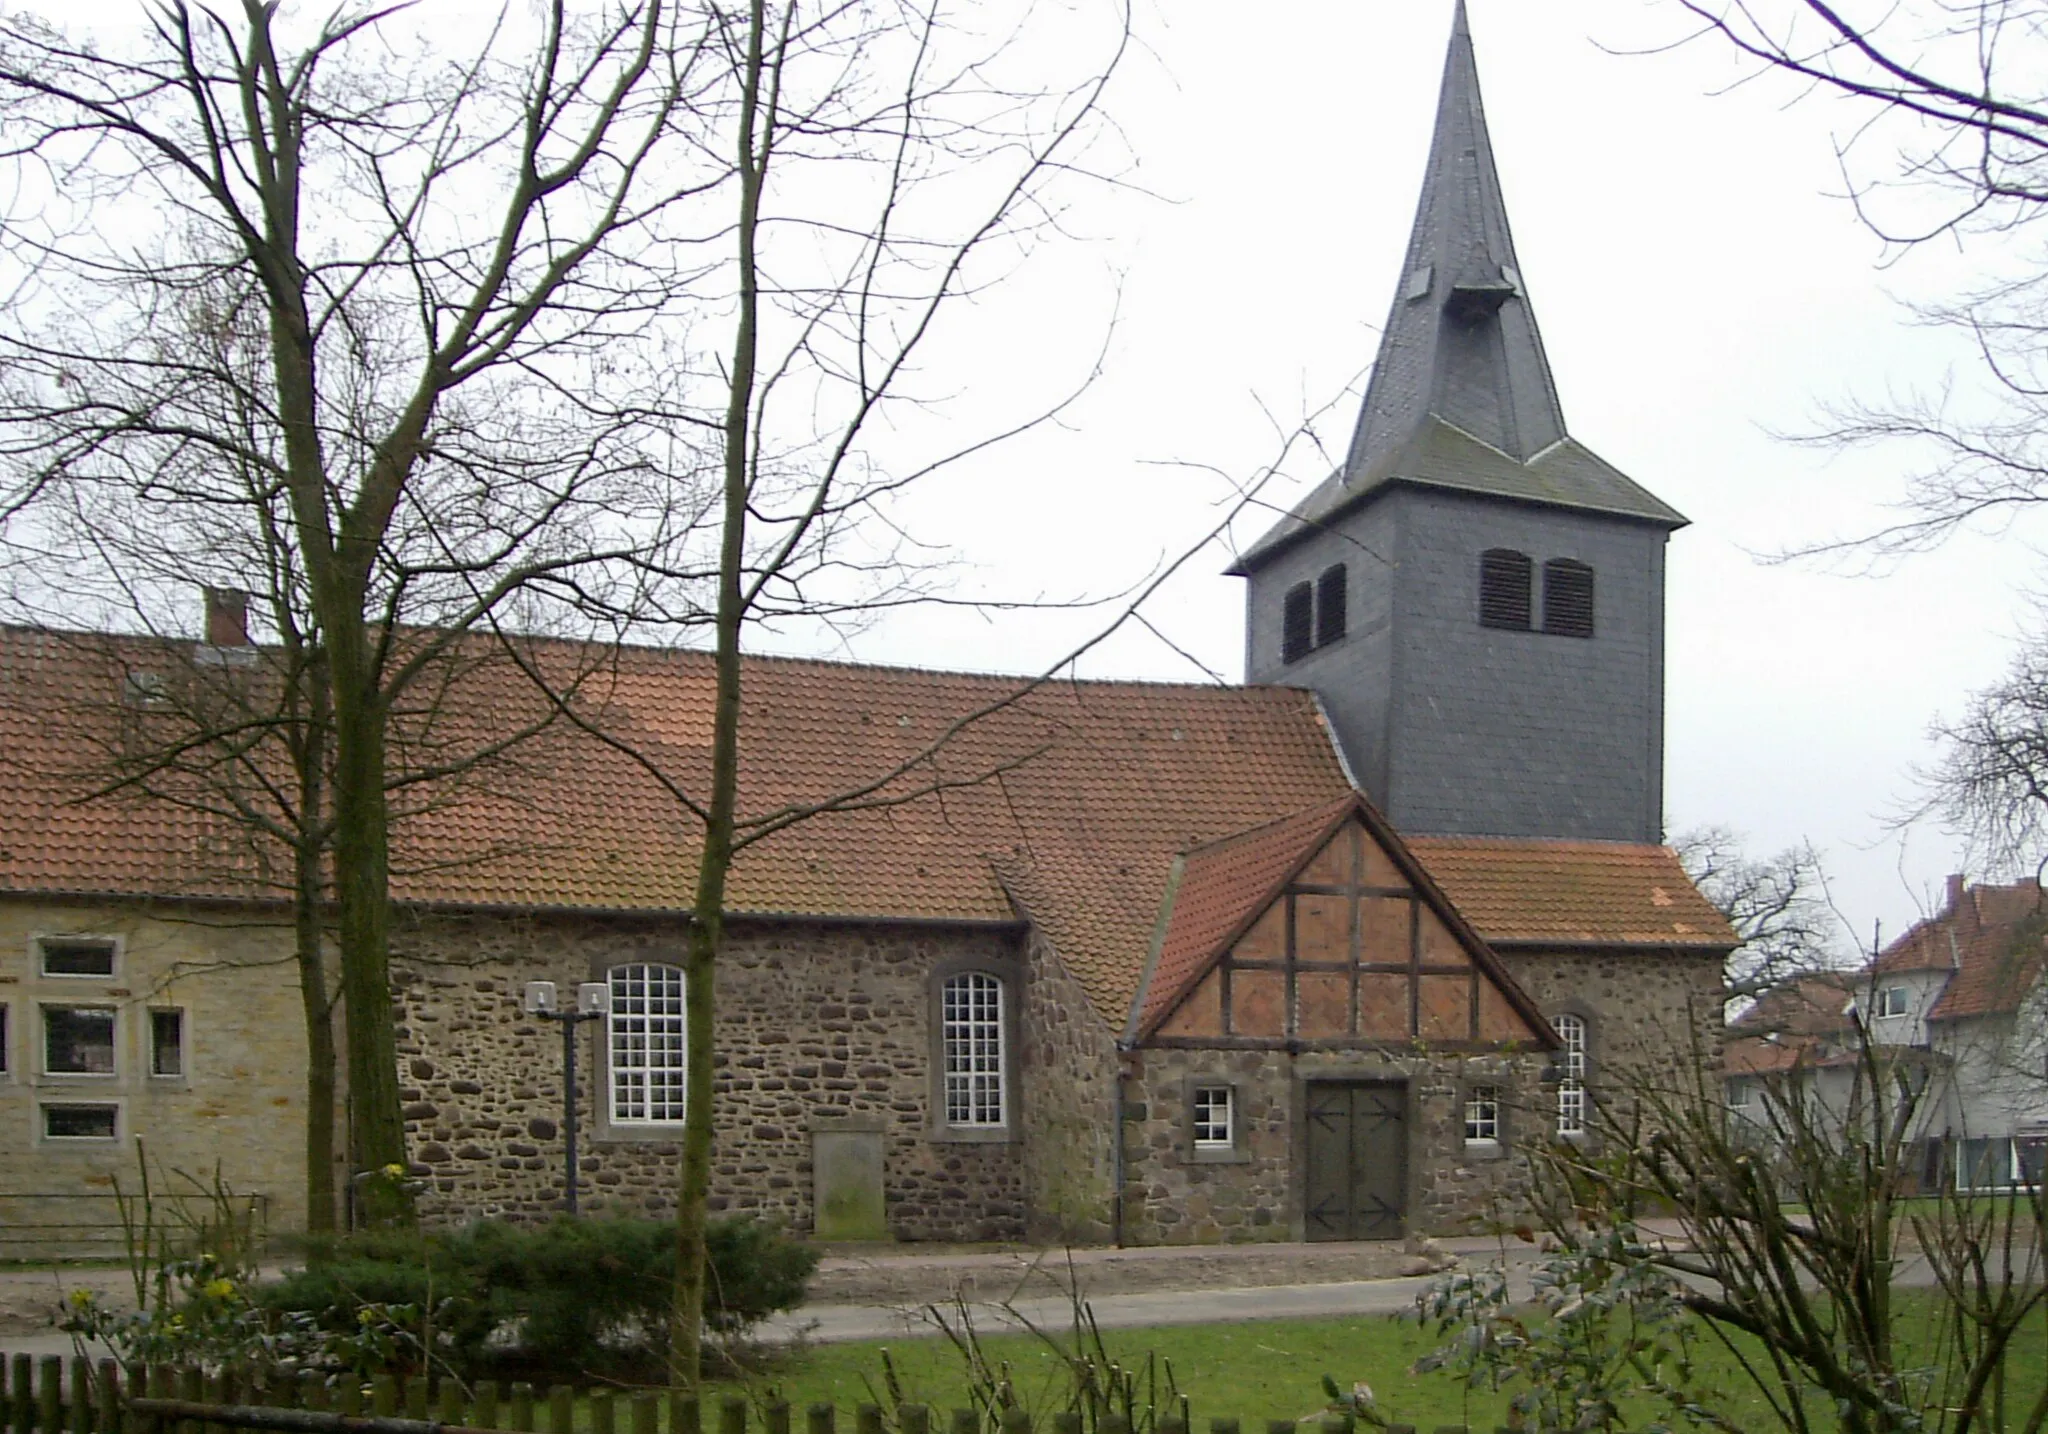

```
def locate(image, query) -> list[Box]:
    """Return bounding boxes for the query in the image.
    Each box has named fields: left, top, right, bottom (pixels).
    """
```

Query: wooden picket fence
left=0, top=1353, right=1517, bottom=1434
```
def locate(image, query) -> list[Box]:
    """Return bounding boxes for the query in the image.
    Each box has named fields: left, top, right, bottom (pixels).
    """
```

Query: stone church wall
left=1016, top=924, right=1118, bottom=1242
left=1500, top=947, right=1725, bottom=1115
left=389, top=910, right=1029, bottom=1241
left=1118, top=1045, right=1547, bottom=1242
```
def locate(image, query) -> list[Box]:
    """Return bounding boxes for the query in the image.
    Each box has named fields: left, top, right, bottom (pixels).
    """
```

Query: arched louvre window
left=1315, top=564, right=1347, bottom=647
left=1555, top=1012, right=1587, bottom=1136
left=1281, top=582, right=1314, bottom=664
left=1478, top=549, right=1533, bottom=630
left=609, top=963, right=686, bottom=1124
left=942, top=971, right=1005, bottom=1127
left=1542, top=559, right=1595, bottom=638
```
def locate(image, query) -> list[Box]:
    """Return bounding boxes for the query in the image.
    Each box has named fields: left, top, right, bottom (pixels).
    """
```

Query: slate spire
left=1344, top=0, right=1566, bottom=471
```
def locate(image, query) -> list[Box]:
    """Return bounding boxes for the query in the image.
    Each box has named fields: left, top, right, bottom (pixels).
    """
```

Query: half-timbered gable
left=1133, top=795, right=1553, bottom=1052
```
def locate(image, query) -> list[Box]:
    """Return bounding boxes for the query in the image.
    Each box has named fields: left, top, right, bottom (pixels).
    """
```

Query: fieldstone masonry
left=389, top=910, right=1028, bottom=1240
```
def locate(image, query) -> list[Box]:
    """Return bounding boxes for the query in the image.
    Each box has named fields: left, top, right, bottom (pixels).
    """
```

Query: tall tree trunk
left=672, top=0, right=766, bottom=1385
left=329, top=630, right=408, bottom=1222
left=297, top=662, right=337, bottom=1234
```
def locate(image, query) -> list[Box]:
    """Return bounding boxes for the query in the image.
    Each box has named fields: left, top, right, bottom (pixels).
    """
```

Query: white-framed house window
left=41, top=1102, right=119, bottom=1142
left=150, top=1009, right=186, bottom=1078
left=941, top=971, right=1006, bottom=1128
left=1465, top=1085, right=1501, bottom=1145
left=1556, top=1012, right=1588, bottom=1137
left=1874, top=986, right=1910, bottom=1019
left=37, top=937, right=117, bottom=980
left=606, top=963, right=686, bottom=1125
left=43, top=1005, right=116, bottom=1076
left=1193, top=1085, right=1234, bottom=1150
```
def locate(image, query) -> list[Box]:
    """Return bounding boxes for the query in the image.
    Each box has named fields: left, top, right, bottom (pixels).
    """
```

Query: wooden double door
left=1303, top=1081, right=1407, bottom=1241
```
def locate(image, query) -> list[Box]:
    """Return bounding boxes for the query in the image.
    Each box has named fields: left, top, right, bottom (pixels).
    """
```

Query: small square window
left=44, top=1006, right=116, bottom=1075
left=39, top=939, right=116, bottom=979
left=1193, top=1085, right=1234, bottom=1150
left=1875, top=986, right=1910, bottom=1019
left=150, top=1010, right=184, bottom=1078
left=42, top=1103, right=117, bottom=1141
left=1465, top=1085, right=1501, bottom=1144
left=1728, top=1081, right=1751, bottom=1109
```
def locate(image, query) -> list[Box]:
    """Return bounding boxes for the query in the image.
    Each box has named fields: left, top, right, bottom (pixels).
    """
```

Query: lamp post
left=522, top=980, right=610, bottom=1216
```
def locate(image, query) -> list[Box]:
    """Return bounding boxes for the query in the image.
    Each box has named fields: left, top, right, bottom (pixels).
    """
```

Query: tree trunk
left=673, top=0, right=767, bottom=1384
left=297, top=661, right=337, bottom=1235
left=328, top=632, right=408, bottom=1222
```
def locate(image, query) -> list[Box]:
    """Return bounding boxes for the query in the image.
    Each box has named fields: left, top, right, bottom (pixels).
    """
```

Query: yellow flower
left=66, top=1289, right=95, bottom=1309
left=203, top=1279, right=236, bottom=1301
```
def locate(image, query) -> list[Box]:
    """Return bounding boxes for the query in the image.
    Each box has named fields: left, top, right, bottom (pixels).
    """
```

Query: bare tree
left=1677, top=825, right=1846, bottom=998
left=1918, top=636, right=2048, bottom=881
left=0, top=1, right=719, bottom=1217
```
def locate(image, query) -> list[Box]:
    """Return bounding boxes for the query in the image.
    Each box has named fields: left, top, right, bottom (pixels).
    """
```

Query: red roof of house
left=1405, top=836, right=1736, bottom=949
left=1724, top=972, right=1858, bottom=1076
left=1875, top=880, right=2048, bottom=1023
left=0, top=622, right=1734, bottom=1022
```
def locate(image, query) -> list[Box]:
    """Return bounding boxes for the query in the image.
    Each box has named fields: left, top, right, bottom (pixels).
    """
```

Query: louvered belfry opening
left=1281, top=581, right=1315, bottom=663
left=1478, top=548, right=1532, bottom=630
left=1315, top=564, right=1347, bottom=647
left=1542, top=559, right=1595, bottom=638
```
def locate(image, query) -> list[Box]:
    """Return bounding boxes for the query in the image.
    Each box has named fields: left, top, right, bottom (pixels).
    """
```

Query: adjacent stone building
left=0, top=3, right=1735, bottom=1251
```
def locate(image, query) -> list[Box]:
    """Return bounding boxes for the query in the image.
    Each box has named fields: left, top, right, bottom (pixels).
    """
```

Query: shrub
left=254, top=1215, right=817, bottom=1379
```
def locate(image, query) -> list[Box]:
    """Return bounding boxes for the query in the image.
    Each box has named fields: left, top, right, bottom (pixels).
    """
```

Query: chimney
left=204, top=587, right=250, bottom=647
left=1946, top=873, right=1967, bottom=916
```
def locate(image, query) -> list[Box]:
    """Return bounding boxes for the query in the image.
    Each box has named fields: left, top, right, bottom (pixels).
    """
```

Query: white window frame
left=149, top=1008, right=186, bottom=1079
left=1874, top=985, right=1910, bottom=1019
left=1556, top=1013, right=1588, bottom=1137
left=40, top=1100, right=121, bottom=1143
left=606, top=963, right=686, bottom=1127
left=1192, top=1085, right=1234, bottom=1150
left=1727, top=1080, right=1752, bottom=1109
left=36, top=935, right=119, bottom=980
left=941, top=971, right=1006, bottom=1128
left=41, top=1003, right=118, bottom=1079
left=1465, top=1085, right=1501, bottom=1145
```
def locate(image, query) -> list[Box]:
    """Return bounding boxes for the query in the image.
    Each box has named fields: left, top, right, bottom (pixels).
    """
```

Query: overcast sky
left=37, top=0, right=2040, bottom=957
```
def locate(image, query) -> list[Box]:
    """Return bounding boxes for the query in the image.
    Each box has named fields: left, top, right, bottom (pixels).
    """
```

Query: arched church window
left=1478, top=549, right=1532, bottom=630
left=1281, top=582, right=1314, bottom=664
left=607, top=962, right=686, bottom=1125
left=1542, top=559, right=1595, bottom=639
left=1315, top=564, right=1347, bottom=647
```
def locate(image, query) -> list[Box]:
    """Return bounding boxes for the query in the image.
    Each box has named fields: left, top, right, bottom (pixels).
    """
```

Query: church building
left=0, top=4, right=1732, bottom=1250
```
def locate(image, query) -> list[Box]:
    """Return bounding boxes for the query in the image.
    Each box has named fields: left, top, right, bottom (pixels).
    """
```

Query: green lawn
left=696, top=1290, right=2048, bottom=1432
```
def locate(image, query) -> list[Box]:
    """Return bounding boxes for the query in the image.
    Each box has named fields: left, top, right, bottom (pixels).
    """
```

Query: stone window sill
left=1463, top=1139, right=1509, bottom=1163
left=1188, top=1145, right=1252, bottom=1165
left=930, top=1124, right=1015, bottom=1145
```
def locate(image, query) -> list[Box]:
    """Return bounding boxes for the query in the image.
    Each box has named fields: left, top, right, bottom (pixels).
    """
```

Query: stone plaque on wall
left=812, top=1121, right=887, bottom=1241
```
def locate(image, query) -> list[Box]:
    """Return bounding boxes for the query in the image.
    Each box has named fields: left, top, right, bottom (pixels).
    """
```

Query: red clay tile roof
left=1877, top=881, right=2048, bottom=1023
left=1405, top=836, right=1737, bottom=950
left=0, top=625, right=1352, bottom=1017
left=0, top=623, right=1738, bottom=1020
left=1130, top=797, right=1356, bottom=1037
left=1724, top=972, right=1858, bottom=1076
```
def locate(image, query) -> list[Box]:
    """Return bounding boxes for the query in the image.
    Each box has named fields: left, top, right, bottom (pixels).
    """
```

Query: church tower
left=1233, top=2, right=1688, bottom=844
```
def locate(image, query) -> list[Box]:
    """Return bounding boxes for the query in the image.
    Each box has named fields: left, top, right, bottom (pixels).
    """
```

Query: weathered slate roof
left=1231, top=1, right=1684, bottom=576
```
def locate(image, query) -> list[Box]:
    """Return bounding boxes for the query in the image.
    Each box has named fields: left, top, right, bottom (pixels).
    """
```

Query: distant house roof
left=1405, top=835, right=1736, bottom=950
left=1724, top=972, right=1859, bottom=1076
left=0, top=621, right=1731, bottom=1024
left=1874, top=879, right=2048, bottom=1023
